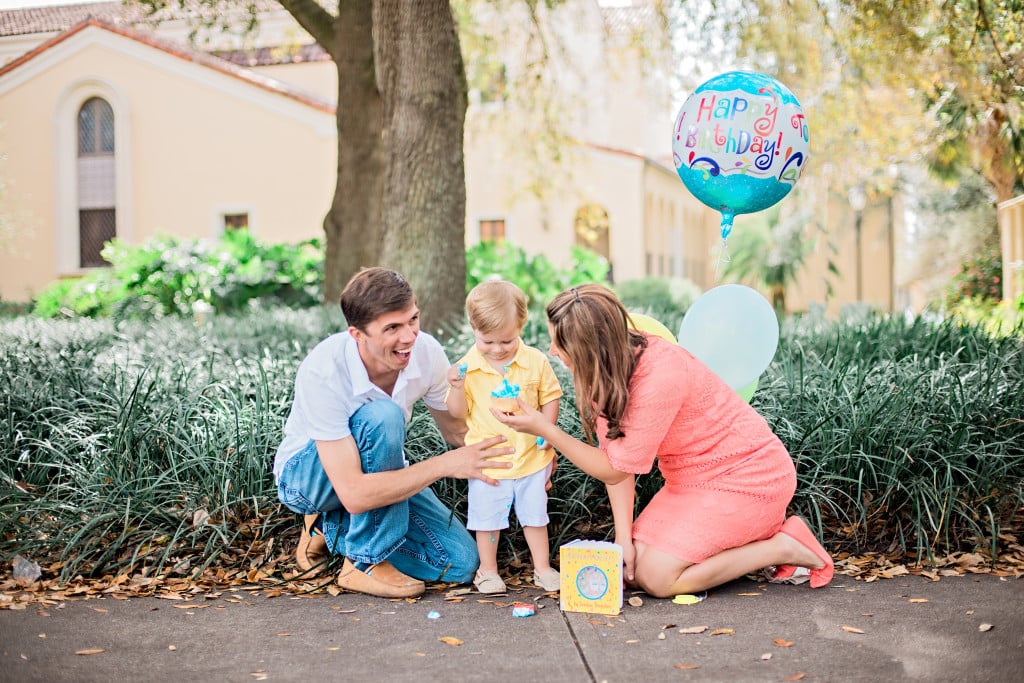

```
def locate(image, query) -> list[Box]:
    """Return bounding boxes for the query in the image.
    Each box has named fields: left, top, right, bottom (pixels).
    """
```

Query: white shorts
left=467, top=464, right=552, bottom=531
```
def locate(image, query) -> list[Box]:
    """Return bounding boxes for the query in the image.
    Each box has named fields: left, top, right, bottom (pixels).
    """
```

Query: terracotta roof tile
left=213, top=42, right=329, bottom=68
left=0, top=2, right=146, bottom=37
left=0, top=17, right=335, bottom=113
left=0, top=0, right=291, bottom=39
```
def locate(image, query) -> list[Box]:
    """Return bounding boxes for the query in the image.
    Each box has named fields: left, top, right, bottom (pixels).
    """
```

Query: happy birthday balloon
left=672, top=71, right=809, bottom=240
left=677, top=284, right=779, bottom=391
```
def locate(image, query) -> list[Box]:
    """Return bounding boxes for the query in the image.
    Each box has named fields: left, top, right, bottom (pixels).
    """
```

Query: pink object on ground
left=778, top=516, right=834, bottom=588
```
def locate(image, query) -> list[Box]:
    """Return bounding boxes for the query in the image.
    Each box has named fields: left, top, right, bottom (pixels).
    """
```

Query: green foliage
left=721, top=205, right=818, bottom=312
left=615, top=277, right=701, bottom=322
left=765, top=312, right=1024, bottom=561
left=949, top=292, right=1024, bottom=337
left=465, top=241, right=609, bottom=307
left=2, top=306, right=1022, bottom=580
left=945, top=244, right=1003, bottom=306
left=32, top=229, right=324, bottom=319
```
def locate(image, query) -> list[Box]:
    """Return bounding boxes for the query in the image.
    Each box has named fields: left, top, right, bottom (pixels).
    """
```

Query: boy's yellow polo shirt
left=454, top=341, right=563, bottom=479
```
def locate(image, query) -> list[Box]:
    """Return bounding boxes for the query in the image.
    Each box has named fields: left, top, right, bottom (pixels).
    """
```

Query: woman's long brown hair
left=546, top=284, right=646, bottom=442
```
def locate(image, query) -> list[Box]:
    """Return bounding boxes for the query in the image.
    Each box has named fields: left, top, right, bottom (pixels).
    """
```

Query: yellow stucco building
left=0, top=0, right=896, bottom=313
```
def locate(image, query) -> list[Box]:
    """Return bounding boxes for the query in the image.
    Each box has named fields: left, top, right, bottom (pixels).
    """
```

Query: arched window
left=77, top=97, right=116, bottom=267
left=574, top=203, right=610, bottom=259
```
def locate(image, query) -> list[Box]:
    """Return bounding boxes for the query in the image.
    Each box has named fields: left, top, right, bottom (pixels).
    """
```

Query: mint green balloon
left=677, top=284, right=779, bottom=391
left=737, top=378, right=759, bottom=402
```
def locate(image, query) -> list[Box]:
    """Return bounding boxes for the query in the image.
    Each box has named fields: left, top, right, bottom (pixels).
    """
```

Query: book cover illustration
left=559, top=540, right=623, bottom=616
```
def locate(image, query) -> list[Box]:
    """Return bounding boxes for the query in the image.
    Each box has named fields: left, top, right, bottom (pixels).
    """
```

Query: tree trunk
left=976, top=103, right=1019, bottom=205
left=322, top=1, right=385, bottom=305
left=373, top=0, right=468, bottom=334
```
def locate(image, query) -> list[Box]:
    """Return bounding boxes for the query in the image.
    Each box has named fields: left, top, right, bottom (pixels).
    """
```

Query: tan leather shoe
left=336, top=558, right=425, bottom=598
left=295, top=514, right=328, bottom=575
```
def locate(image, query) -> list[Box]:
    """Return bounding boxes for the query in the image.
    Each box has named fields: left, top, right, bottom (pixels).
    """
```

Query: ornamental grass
left=2, top=307, right=1021, bottom=582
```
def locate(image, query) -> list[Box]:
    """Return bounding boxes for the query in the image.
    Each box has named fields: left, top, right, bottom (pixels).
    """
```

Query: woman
left=492, top=284, right=832, bottom=597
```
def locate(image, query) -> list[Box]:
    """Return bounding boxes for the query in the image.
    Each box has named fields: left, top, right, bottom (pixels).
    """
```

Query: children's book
left=559, top=540, right=623, bottom=616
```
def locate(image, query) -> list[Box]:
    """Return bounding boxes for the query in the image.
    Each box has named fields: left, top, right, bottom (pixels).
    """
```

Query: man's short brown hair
left=340, top=267, right=415, bottom=331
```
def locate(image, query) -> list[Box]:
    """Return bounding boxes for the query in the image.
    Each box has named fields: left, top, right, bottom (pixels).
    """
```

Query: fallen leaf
left=628, top=596, right=644, bottom=607
left=91, top=608, right=108, bottom=613
left=841, top=626, right=865, bottom=634
left=736, top=592, right=761, bottom=596
left=657, top=632, right=666, bottom=640
left=439, top=636, right=463, bottom=646
left=661, top=623, right=677, bottom=630
left=710, top=628, right=734, bottom=636
left=679, top=626, right=708, bottom=634
left=908, top=598, right=929, bottom=603
left=979, top=623, right=993, bottom=632
left=168, top=645, right=176, bottom=651
left=783, top=673, right=806, bottom=681
left=75, top=649, right=104, bottom=656
left=326, top=646, right=340, bottom=651
left=773, top=638, right=794, bottom=647
left=760, top=653, right=772, bottom=660
left=674, top=664, right=700, bottom=670
left=626, top=639, right=640, bottom=644
left=275, top=632, right=291, bottom=637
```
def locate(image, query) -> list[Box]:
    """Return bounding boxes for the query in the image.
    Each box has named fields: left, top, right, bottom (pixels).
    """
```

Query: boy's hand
left=447, top=364, right=467, bottom=388
left=544, top=454, right=557, bottom=491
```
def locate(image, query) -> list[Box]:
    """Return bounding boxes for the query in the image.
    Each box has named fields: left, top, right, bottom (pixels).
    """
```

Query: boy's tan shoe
left=295, top=514, right=328, bottom=575
left=336, top=559, right=425, bottom=598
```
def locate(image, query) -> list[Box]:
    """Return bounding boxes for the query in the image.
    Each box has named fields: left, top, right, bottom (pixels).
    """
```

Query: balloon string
left=714, top=237, right=731, bottom=279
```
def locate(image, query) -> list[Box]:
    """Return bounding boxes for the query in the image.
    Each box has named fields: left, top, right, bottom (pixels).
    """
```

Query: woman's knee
left=633, top=567, right=676, bottom=598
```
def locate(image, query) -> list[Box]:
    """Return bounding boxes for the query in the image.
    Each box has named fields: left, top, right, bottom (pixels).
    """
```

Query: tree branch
left=277, top=0, right=337, bottom=56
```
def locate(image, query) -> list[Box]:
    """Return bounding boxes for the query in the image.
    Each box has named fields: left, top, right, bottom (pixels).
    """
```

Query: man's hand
left=442, top=434, right=513, bottom=485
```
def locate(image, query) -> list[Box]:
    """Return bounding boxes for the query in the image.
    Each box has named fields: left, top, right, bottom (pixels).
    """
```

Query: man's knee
left=350, top=400, right=406, bottom=454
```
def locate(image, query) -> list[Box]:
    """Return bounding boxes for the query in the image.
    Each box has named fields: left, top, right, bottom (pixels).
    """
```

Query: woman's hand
left=490, top=397, right=549, bottom=437
left=618, top=536, right=637, bottom=586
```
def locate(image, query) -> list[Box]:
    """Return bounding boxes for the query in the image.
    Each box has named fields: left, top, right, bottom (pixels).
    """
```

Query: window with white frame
left=77, top=97, right=116, bottom=267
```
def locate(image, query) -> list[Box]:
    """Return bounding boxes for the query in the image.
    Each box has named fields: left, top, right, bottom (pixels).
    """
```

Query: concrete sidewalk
left=1, top=573, right=1021, bottom=682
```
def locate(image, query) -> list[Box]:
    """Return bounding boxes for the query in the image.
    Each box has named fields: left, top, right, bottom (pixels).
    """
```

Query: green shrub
left=945, top=244, right=1002, bottom=307
left=32, top=229, right=324, bottom=319
left=615, top=276, right=701, bottom=321
left=466, top=241, right=609, bottom=307
left=3, top=305, right=1022, bottom=581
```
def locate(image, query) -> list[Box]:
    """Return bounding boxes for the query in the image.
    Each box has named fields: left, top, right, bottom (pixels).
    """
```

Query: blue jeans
left=276, top=400, right=478, bottom=583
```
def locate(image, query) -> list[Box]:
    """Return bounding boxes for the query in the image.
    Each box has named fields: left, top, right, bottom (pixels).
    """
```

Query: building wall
left=0, top=26, right=334, bottom=301
left=0, top=2, right=898, bottom=314
left=998, top=195, right=1024, bottom=303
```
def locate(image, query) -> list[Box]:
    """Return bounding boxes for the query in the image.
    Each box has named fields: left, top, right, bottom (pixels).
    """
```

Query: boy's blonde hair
left=465, top=280, right=528, bottom=333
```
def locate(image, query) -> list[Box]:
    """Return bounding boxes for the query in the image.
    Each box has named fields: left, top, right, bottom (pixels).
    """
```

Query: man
left=274, top=268, right=513, bottom=598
